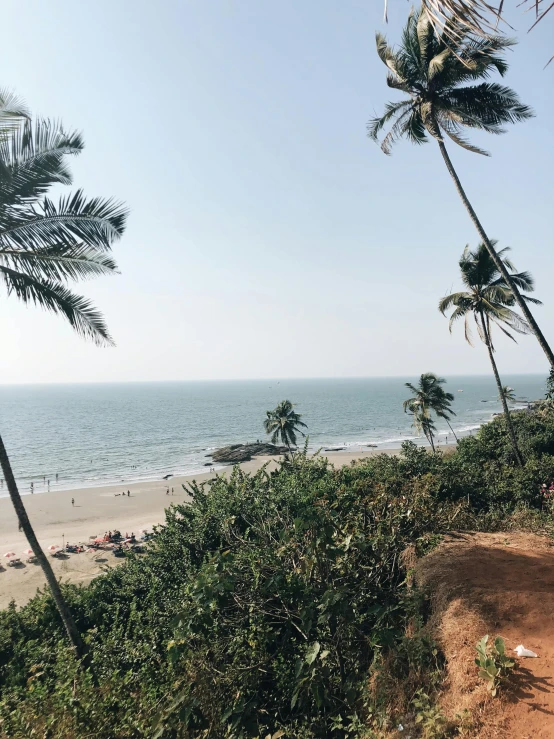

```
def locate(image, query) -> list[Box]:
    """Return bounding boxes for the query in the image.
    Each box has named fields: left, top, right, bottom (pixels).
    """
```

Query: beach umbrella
left=22, top=549, right=34, bottom=556
left=47, top=544, right=60, bottom=552
left=93, top=537, right=105, bottom=544
left=3, top=552, right=16, bottom=558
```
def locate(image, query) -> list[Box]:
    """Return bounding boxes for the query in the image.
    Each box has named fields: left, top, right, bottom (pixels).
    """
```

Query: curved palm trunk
left=436, top=138, right=554, bottom=369
left=427, top=430, right=436, bottom=453
left=0, top=433, right=85, bottom=657
left=478, top=313, right=524, bottom=466
left=445, top=418, right=458, bottom=442
left=422, top=416, right=436, bottom=452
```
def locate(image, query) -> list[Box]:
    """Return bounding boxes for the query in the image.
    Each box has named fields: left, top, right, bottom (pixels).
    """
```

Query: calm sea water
left=0, top=375, right=546, bottom=496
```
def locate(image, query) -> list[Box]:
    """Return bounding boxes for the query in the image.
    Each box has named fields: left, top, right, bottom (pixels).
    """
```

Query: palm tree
left=430, top=382, right=459, bottom=441
left=403, top=372, right=453, bottom=451
left=501, top=385, right=516, bottom=404
left=263, top=400, right=307, bottom=457
left=439, top=242, right=539, bottom=466
left=368, top=9, right=554, bottom=369
left=0, top=110, right=127, bottom=658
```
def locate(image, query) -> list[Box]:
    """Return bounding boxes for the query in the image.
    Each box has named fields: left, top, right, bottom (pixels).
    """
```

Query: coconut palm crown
left=264, top=400, right=307, bottom=452
left=369, top=8, right=532, bottom=156
left=439, top=242, right=539, bottom=465
left=438, top=242, right=540, bottom=346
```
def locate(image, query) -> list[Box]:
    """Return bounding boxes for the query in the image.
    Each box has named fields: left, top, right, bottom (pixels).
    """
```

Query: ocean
left=0, top=375, right=545, bottom=496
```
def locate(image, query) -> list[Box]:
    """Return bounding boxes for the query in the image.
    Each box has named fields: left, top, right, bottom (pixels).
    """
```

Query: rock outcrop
left=207, top=443, right=290, bottom=464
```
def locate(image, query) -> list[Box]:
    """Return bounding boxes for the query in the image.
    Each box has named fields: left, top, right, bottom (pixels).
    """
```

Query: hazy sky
left=1, top=1, right=552, bottom=383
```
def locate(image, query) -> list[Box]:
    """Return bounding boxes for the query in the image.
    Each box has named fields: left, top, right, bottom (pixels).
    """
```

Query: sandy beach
left=0, top=448, right=401, bottom=609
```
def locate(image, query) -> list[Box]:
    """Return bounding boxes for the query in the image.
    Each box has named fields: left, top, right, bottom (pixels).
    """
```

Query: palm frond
left=0, top=190, right=128, bottom=251
left=439, top=291, right=472, bottom=315
left=0, top=243, right=118, bottom=283
left=444, top=84, right=534, bottom=133
left=0, top=89, right=29, bottom=140
left=0, top=265, right=113, bottom=345
left=438, top=113, right=490, bottom=154
left=0, top=120, right=83, bottom=207
left=367, top=100, right=413, bottom=146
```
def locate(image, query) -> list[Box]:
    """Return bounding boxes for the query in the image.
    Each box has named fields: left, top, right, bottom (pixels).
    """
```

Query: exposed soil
left=416, top=532, right=554, bottom=738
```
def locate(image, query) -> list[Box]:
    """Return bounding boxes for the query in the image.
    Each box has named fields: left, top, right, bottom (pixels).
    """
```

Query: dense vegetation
left=2, top=406, right=554, bottom=738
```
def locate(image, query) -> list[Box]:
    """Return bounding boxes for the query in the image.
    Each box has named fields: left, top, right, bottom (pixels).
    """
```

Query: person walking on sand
left=166, top=487, right=169, bottom=495
left=71, top=497, right=74, bottom=507
left=171, top=487, right=174, bottom=495
left=127, top=490, right=130, bottom=497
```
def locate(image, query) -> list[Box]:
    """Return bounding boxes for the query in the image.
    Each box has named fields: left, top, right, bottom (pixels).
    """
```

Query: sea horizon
left=0, top=372, right=546, bottom=387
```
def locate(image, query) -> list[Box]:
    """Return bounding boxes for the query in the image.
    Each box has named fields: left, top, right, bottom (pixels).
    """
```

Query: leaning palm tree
left=430, top=382, right=459, bottom=441
left=403, top=372, right=450, bottom=451
left=263, top=400, right=307, bottom=457
left=0, top=111, right=127, bottom=658
left=369, top=9, right=554, bottom=369
left=439, top=242, right=539, bottom=465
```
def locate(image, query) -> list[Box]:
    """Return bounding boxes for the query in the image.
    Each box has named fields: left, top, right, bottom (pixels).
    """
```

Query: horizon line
left=0, top=372, right=546, bottom=387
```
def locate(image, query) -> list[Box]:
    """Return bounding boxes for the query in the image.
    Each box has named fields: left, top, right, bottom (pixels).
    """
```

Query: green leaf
left=494, top=637, right=505, bottom=656
left=305, top=642, right=321, bottom=665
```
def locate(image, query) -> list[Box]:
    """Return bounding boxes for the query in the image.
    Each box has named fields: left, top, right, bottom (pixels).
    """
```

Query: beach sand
left=0, top=448, right=400, bottom=608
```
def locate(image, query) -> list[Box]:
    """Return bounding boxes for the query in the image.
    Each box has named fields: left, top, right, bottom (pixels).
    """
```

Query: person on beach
left=55, top=473, right=58, bottom=482
left=166, top=487, right=169, bottom=495
left=30, top=482, right=34, bottom=494
left=71, top=497, right=74, bottom=506
left=171, top=487, right=174, bottom=495
left=47, top=479, right=50, bottom=490
left=127, top=490, right=130, bottom=497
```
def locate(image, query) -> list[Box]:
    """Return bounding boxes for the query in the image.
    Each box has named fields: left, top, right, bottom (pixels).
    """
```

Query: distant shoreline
left=1, top=432, right=473, bottom=501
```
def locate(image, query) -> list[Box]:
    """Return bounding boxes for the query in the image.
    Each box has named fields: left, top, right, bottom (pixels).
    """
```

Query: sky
left=0, top=0, right=552, bottom=383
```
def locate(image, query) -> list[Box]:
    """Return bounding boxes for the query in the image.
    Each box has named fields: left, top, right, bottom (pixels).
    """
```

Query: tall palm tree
left=0, top=110, right=127, bottom=658
left=263, top=400, right=307, bottom=457
left=403, top=372, right=453, bottom=451
left=439, top=242, right=539, bottom=466
left=368, top=9, right=554, bottom=369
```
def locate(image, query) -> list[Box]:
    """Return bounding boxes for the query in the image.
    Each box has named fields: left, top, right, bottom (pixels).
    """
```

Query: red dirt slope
left=416, top=532, right=554, bottom=738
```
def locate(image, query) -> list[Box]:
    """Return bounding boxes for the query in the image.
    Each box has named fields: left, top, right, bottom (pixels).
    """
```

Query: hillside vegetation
left=2, top=408, right=554, bottom=738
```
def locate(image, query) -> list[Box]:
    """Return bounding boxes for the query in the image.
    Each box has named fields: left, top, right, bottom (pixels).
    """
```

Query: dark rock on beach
left=208, top=443, right=290, bottom=464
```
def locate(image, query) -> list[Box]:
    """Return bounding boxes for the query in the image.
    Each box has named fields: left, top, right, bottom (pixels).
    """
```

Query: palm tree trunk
left=436, top=138, right=554, bottom=369
left=445, top=419, right=458, bottom=442
left=428, top=432, right=436, bottom=453
left=478, top=313, right=524, bottom=467
left=424, top=420, right=436, bottom=452
left=0, top=432, right=85, bottom=657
